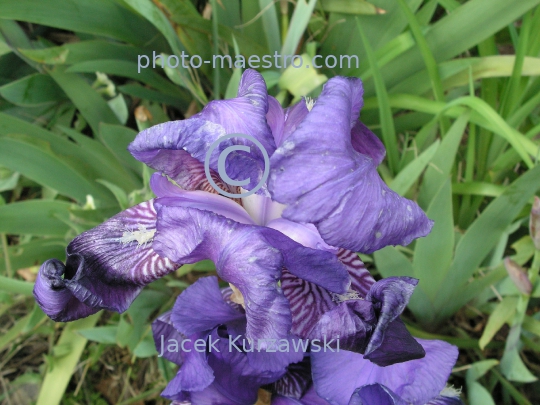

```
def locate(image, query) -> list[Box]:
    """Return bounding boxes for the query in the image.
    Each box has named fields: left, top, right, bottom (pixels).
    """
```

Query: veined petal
left=281, top=250, right=372, bottom=339
left=153, top=202, right=349, bottom=341
left=268, top=357, right=312, bottom=399
left=348, top=384, right=406, bottom=405
left=129, top=69, right=275, bottom=194
left=34, top=200, right=178, bottom=321
left=269, top=76, right=433, bottom=253
left=312, top=339, right=459, bottom=405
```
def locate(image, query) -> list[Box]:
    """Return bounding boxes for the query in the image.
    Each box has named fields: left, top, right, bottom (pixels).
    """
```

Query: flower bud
left=530, top=196, right=540, bottom=250
left=504, top=257, right=532, bottom=295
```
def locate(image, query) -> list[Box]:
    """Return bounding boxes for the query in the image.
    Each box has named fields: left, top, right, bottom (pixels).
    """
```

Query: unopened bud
left=530, top=196, right=540, bottom=250
left=504, top=257, right=532, bottom=295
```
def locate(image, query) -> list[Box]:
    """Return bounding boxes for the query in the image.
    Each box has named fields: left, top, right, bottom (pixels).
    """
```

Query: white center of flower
left=119, top=225, right=156, bottom=248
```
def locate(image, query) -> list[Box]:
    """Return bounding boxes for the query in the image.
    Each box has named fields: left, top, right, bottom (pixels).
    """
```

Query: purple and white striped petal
left=34, top=200, right=178, bottom=321
left=269, top=76, right=433, bottom=253
left=281, top=250, right=373, bottom=339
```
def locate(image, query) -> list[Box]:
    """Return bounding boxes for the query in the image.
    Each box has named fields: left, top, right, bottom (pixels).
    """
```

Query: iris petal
left=312, top=339, right=459, bottom=405
left=171, top=277, right=245, bottom=336
left=269, top=76, right=433, bottom=253
left=34, top=200, right=178, bottom=321
left=348, top=384, right=406, bottom=405
left=153, top=200, right=350, bottom=342
left=129, top=69, right=275, bottom=194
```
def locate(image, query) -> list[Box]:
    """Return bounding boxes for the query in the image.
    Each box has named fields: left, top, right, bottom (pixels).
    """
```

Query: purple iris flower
left=34, top=70, right=433, bottom=366
left=34, top=70, right=448, bottom=405
left=153, top=277, right=462, bottom=405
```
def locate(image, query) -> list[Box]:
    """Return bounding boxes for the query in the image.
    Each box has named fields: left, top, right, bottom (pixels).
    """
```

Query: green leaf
left=281, top=0, right=318, bottom=58
left=452, top=182, right=505, bottom=197
left=258, top=0, right=281, bottom=54
left=99, top=123, right=141, bottom=174
left=48, top=67, right=120, bottom=135
left=0, top=135, right=109, bottom=203
left=133, top=334, right=158, bottom=358
left=320, top=0, right=385, bottom=15
left=0, top=200, right=72, bottom=236
left=389, top=140, right=439, bottom=196
left=0, top=74, right=66, bottom=106
left=121, top=0, right=184, bottom=55
left=0, top=275, right=34, bottom=296
left=36, top=313, right=101, bottom=405
left=77, top=326, right=118, bottom=344
left=357, top=18, right=399, bottom=174
left=418, top=113, right=469, bottom=208
left=0, top=0, right=158, bottom=46
left=479, top=296, right=518, bottom=349
left=434, top=165, right=540, bottom=323
left=413, top=180, right=454, bottom=303
left=363, top=0, right=540, bottom=97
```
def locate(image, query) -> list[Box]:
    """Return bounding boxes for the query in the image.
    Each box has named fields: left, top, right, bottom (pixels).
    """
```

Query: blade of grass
left=395, top=0, right=449, bottom=134
left=281, top=0, right=317, bottom=59
left=36, top=313, right=101, bottom=405
left=356, top=19, right=399, bottom=174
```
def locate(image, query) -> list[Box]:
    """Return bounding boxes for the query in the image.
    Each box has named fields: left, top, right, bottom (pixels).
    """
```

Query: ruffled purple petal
left=129, top=69, right=275, bottom=194
left=364, top=277, right=419, bottom=358
left=269, top=76, right=433, bottom=253
left=34, top=201, right=178, bottom=321
left=161, top=332, right=215, bottom=397
left=152, top=311, right=185, bottom=365
left=34, top=259, right=100, bottom=321
left=153, top=201, right=349, bottom=342
left=348, top=384, right=406, bottom=405
left=363, top=318, right=425, bottom=366
left=206, top=328, right=286, bottom=404
left=171, top=277, right=245, bottom=335
left=312, top=339, right=459, bottom=405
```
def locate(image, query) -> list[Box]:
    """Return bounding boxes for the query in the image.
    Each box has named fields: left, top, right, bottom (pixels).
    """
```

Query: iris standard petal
left=34, top=200, right=178, bottom=321
left=312, top=339, right=459, bottom=405
left=153, top=201, right=349, bottom=342
left=269, top=76, right=433, bottom=253
left=129, top=69, right=275, bottom=194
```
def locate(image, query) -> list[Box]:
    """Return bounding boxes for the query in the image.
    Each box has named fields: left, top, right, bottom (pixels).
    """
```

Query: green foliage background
left=0, top=0, right=539, bottom=404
